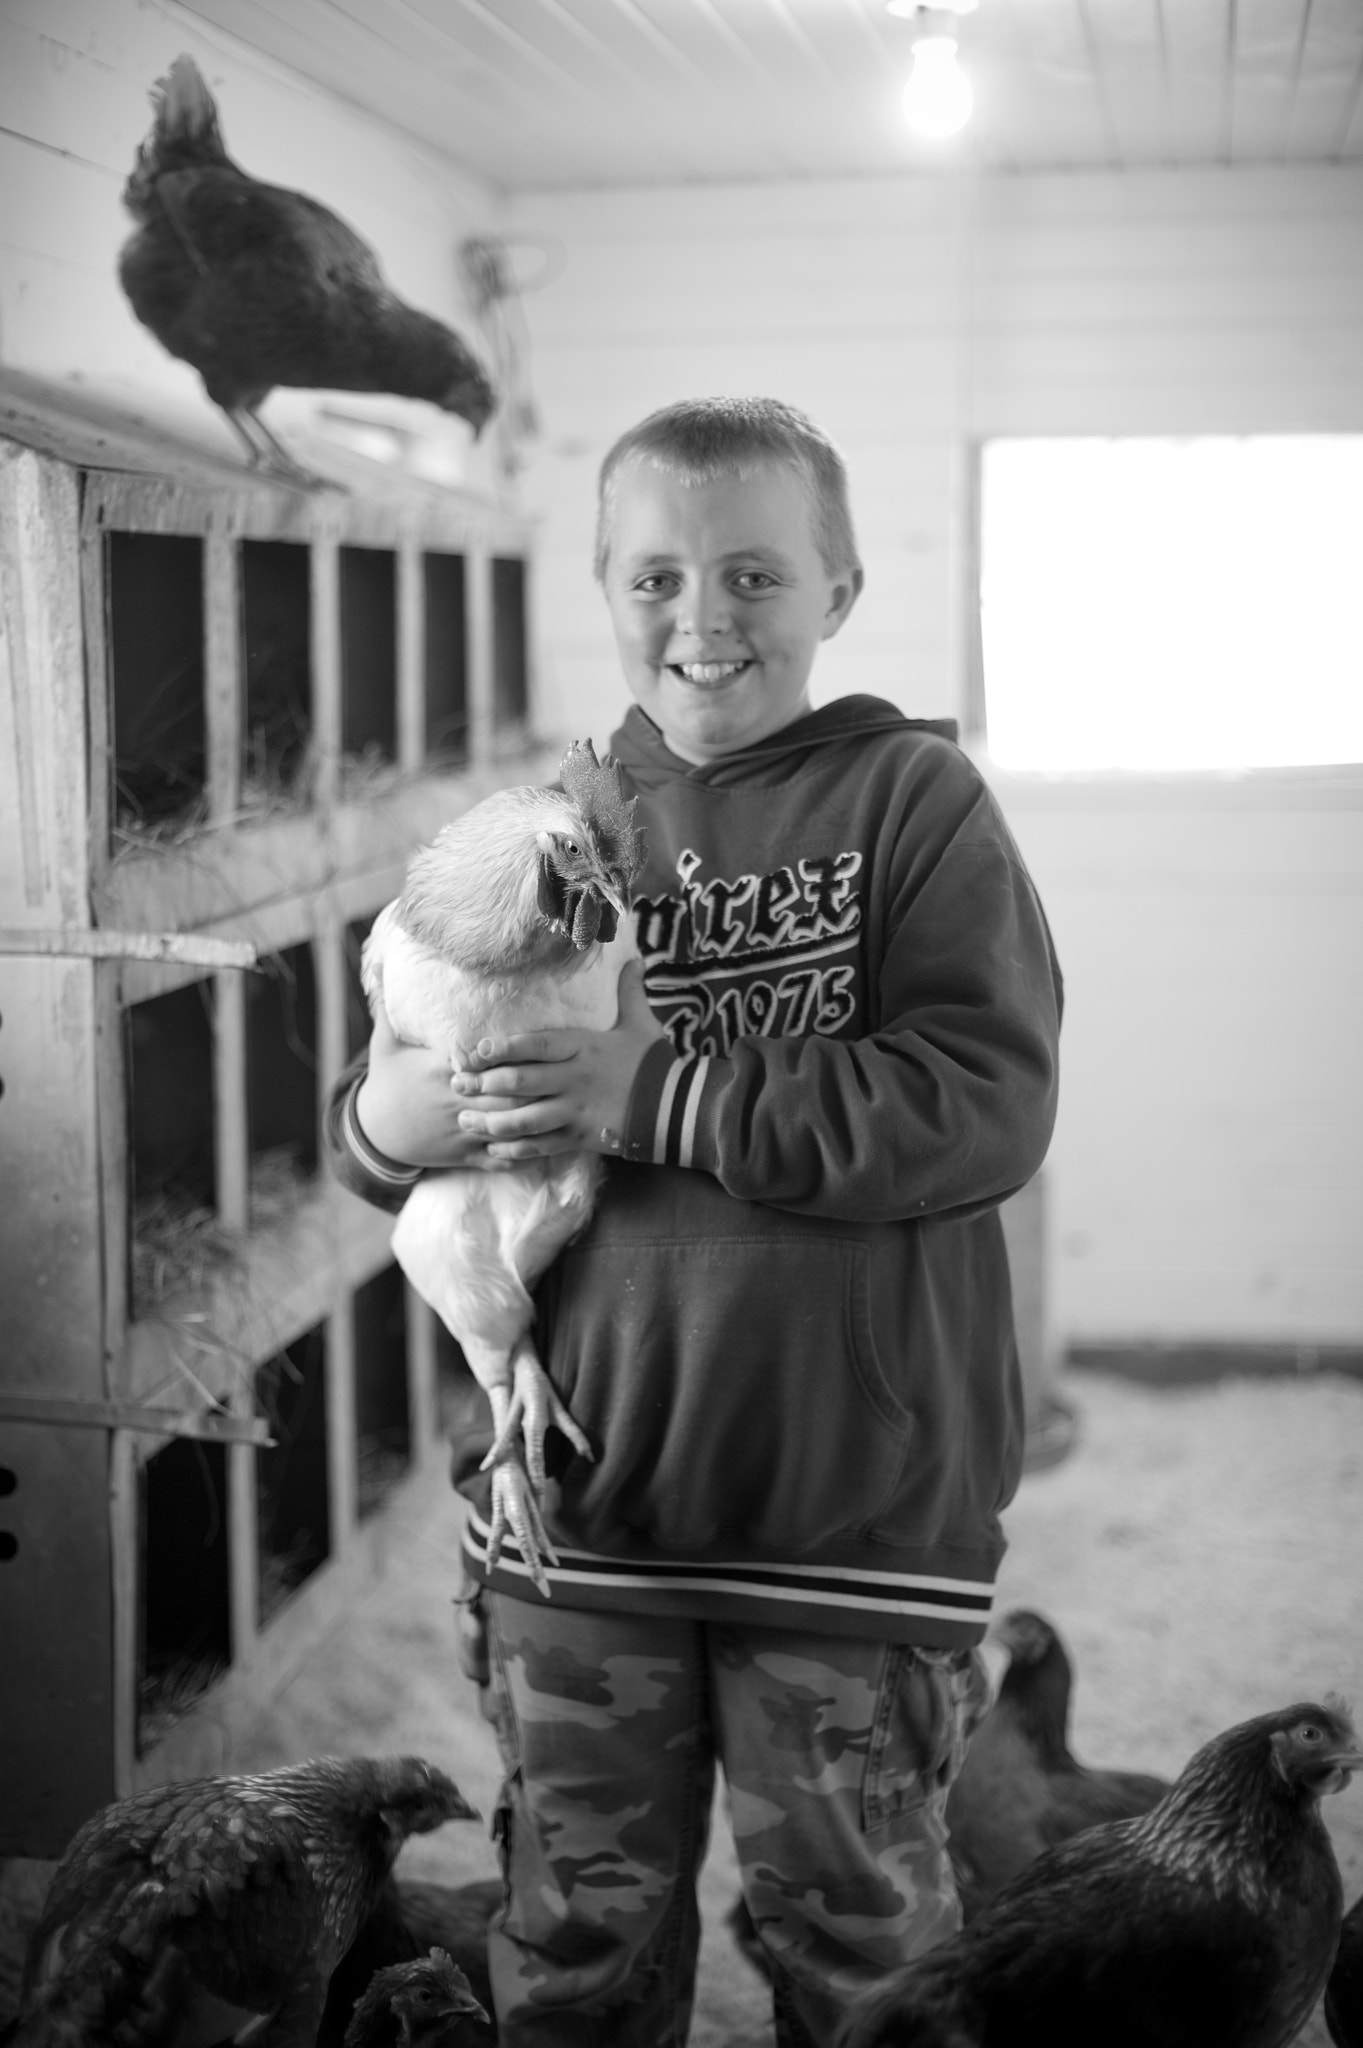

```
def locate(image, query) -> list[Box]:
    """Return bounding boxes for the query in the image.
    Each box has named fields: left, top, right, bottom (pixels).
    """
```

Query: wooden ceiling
left=181, top=0, right=1363, bottom=188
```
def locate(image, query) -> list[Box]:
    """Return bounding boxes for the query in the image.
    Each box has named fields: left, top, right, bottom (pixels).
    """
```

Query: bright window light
left=980, top=436, right=1363, bottom=771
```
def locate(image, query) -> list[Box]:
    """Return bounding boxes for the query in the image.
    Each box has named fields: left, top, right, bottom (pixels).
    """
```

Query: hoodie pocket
left=548, top=1234, right=915, bottom=1557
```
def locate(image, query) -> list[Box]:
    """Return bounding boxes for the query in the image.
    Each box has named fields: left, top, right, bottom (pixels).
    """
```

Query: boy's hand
left=355, top=1001, right=522, bottom=1171
left=451, top=961, right=666, bottom=1160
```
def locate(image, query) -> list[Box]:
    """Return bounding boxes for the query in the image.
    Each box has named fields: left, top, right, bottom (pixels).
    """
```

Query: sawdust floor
left=4, top=1369, right=1362, bottom=2045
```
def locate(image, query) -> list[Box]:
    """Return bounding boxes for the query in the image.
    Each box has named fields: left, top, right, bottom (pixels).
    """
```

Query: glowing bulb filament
left=903, top=34, right=973, bottom=137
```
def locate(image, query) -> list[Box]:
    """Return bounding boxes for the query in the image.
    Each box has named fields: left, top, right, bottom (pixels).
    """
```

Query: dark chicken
left=1327, top=1892, right=1363, bottom=2048
left=361, top=740, right=644, bottom=1593
left=3, top=1930, right=190, bottom=2047
left=839, top=1699, right=1363, bottom=2048
left=119, top=55, right=496, bottom=481
left=321, top=1878, right=500, bottom=2048
left=16, top=1757, right=477, bottom=2048
left=946, top=1608, right=1170, bottom=1918
left=341, top=1948, right=488, bottom=2048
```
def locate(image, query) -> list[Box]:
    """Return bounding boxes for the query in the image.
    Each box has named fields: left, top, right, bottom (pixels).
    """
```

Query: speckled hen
left=839, top=1699, right=1363, bottom=2048
left=15, top=1757, right=476, bottom=2048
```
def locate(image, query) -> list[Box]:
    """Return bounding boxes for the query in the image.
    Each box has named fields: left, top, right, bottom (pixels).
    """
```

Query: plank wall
left=507, top=166, right=1363, bottom=1352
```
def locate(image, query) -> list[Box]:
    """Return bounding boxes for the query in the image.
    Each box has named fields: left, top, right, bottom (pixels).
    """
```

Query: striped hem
left=461, top=1512, right=995, bottom=1636
left=651, top=1055, right=711, bottom=1168
left=342, top=1079, right=422, bottom=1190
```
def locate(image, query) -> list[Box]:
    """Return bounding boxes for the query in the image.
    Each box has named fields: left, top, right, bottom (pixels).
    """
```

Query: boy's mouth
left=670, top=660, right=751, bottom=685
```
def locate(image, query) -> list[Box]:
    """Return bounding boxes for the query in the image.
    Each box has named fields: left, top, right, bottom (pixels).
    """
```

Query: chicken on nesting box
left=15, top=1757, right=476, bottom=2048
left=118, top=55, right=496, bottom=482
left=361, top=740, right=644, bottom=1594
left=838, top=1698, right=1363, bottom=2048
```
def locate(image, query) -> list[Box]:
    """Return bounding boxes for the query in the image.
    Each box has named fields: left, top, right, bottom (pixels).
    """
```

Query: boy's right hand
left=354, top=1002, right=522, bottom=1171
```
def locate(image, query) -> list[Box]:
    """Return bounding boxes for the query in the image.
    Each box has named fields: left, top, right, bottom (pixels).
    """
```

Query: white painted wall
left=507, top=166, right=1363, bottom=1350
left=0, top=0, right=504, bottom=488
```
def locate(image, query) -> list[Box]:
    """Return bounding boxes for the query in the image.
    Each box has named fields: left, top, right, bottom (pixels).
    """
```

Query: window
left=979, top=437, right=1363, bottom=771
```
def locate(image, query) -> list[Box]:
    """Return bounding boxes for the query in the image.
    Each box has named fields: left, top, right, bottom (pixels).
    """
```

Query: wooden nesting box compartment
left=0, top=385, right=555, bottom=1854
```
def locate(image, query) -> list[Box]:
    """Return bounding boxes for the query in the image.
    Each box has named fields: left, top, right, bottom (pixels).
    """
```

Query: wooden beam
left=396, top=538, right=424, bottom=773
left=311, top=535, right=341, bottom=807
left=205, top=527, right=241, bottom=822
left=0, top=1391, right=273, bottom=1445
left=0, top=927, right=257, bottom=967
left=215, top=965, right=249, bottom=1233
left=465, top=543, right=493, bottom=766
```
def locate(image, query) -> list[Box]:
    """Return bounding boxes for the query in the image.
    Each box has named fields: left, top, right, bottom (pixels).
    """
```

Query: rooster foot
left=482, top=1338, right=594, bottom=1495
left=479, top=1343, right=594, bottom=1599
left=485, top=1454, right=558, bottom=1599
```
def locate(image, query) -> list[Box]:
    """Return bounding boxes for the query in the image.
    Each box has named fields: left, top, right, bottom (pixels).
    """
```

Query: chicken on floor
left=15, top=1757, right=476, bottom=2048
left=362, top=740, right=644, bottom=1593
left=119, top=55, right=496, bottom=482
left=1328, top=1892, right=1363, bottom=2048
left=341, top=1949, right=488, bottom=2048
left=946, top=1607, right=1171, bottom=1919
left=839, top=1698, right=1363, bottom=2048
left=320, top=1878, right=500, bottom=2048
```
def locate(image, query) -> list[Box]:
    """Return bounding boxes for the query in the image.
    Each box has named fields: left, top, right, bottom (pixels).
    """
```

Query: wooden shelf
left=0, top=403, right=533, bottom=1853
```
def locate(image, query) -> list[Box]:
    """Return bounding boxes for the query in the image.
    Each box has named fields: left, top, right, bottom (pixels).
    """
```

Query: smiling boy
left=330, top=397, right=1063, bottom=2046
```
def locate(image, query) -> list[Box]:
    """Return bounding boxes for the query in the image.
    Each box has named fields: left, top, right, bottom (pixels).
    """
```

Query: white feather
left=361, top=836, right=637, bottom=1392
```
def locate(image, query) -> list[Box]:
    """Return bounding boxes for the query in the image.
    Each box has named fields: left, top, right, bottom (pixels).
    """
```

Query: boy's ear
left=821, top=566, right=865, bottom=641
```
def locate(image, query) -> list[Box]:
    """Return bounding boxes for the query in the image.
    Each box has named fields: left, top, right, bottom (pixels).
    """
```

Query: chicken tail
left=123, top=54, right=231, bottom=216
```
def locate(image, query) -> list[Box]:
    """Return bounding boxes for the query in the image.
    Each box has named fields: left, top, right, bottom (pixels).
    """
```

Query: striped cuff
left=342, top=1077, right=423, bottom=1192
left=623, top=1041, right=716, bottom=1170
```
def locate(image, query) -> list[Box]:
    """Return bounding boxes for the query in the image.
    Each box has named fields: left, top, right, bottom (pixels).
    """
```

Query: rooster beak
left=597, top=879, right=628, bottom=920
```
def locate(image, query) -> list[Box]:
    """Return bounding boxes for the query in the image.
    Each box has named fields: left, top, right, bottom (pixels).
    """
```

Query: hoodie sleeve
left=620, top=791, right=1062, bottom=1227
left=323, top=1053, right=422, bottom=1214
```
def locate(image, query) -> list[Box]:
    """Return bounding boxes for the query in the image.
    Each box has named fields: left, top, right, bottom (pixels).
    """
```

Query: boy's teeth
left=678, top=661, right=746, bottom=682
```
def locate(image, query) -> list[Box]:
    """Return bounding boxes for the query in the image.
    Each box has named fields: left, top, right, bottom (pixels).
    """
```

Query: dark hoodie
left=328, top=697, right=1063, bottom=1647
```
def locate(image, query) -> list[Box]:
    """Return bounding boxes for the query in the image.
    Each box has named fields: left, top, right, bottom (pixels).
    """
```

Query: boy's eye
left=632, top=573, right=678, bottom=595
left=733, top=571, right=777, bottom=592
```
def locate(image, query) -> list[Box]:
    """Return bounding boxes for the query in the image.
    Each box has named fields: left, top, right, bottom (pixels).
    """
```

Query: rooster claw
left=481, top=1346, right=594, bottom=1494
left=486, top=1460, right=558, bottom=1598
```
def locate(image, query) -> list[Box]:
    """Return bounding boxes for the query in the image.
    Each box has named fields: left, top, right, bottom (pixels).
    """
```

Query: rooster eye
left=560, top=839, right=581, bottom=857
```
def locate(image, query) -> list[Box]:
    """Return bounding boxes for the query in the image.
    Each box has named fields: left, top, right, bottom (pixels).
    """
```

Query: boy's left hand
left=451, top=960, right=666, bottom=1159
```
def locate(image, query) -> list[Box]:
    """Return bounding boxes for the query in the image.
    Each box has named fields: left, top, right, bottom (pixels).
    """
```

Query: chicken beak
left=597, top=878, right=628, bottom=920
left=1326, top=1746, right=1363, bottom=1773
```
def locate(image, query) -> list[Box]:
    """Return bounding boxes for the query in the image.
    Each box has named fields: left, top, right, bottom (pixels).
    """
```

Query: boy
left=329, top=397, right=1063, bottom=2047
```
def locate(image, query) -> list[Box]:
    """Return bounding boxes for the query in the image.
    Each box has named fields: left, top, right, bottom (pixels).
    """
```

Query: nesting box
left=0, top=379, right=551, bottom=1852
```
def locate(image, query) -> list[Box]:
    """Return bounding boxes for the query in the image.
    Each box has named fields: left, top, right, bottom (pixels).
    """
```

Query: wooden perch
left=0, top=927, right=258, bottom=968
left=0, top=1391, right=274, bottom=1447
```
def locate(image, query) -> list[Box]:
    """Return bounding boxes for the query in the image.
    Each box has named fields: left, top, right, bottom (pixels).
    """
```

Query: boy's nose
left=676, top=576, right=734, bottom=638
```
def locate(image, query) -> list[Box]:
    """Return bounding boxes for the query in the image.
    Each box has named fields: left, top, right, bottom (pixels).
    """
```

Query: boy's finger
left=468, top=1028, right=567, bottom=1068
left=453, top=1062, right=569, bottom=1099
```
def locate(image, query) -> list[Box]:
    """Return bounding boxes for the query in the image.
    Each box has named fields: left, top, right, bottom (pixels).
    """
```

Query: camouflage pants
left=482, top=1592, right=989, bottom=2048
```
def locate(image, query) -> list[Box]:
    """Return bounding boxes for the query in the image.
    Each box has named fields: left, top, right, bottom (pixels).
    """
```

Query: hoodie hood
left=610, top=697, right=960, bottom=792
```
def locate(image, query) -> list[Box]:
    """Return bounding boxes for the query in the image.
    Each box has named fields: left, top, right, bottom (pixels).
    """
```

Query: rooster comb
left=556, top=739, right=644, bottom=881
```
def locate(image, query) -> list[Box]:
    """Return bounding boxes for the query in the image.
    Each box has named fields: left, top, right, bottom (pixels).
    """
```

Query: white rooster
left=361, top=742, right=643, bottom=1594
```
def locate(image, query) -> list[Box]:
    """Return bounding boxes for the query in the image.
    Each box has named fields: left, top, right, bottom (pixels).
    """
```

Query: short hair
left=593, top=396, right=861, bottom=583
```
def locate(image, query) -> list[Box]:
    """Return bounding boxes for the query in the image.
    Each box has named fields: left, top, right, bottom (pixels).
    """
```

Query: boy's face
left=601, top=458, right=862, bottom=764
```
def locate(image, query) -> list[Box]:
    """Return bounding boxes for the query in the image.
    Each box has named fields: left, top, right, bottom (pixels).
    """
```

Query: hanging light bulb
left=903, top=33, right=972, bottom=135
left=888, top=2, right=977, bottom=140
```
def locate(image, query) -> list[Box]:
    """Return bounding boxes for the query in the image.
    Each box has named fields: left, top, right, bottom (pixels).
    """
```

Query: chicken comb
left=556, top=739, right=644, bottom=882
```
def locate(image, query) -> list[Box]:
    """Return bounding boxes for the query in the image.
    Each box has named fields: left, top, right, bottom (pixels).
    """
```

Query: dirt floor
left=4, top=1367, right=1362, bottom=2044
